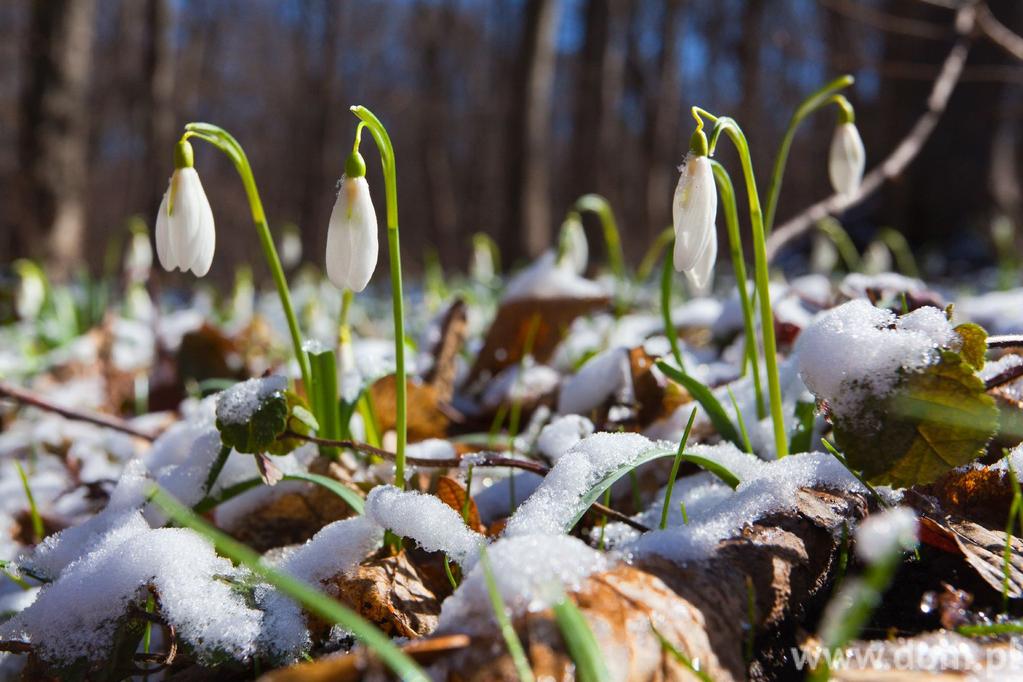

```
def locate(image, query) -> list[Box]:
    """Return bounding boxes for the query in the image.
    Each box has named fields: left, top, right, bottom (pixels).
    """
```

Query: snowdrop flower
left=125, top=224, right=153, bottom=283
left=326, top=151, right=378, bottom=292
left=155, top=140, right=216, bottom=276
left=828, top=121, right=865, bottom=197
left=556, top=211, right=588, bottom=275
left=672, top=130, right=717, bottom=294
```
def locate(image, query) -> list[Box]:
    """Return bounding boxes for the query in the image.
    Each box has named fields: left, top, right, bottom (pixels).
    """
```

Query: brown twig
left=987, top=335, right=1023, bottom=349
left=766, top=0, right=977, bottom=262
left=0, top=640, right=31, bottom=654
left=986, top=362, right=1023, bottom=391
left=285, top=431, right=650, bottom=532
left=0, top=380, right=157, bottom=441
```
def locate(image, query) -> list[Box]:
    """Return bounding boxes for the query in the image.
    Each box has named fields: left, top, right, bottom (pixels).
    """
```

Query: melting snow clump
left=2, top=528, right=262, bottom=666
left=855, top=507, right=919, bottom=563
left=627, top=452, right=863, bottom=564
left=537, top=415, right=594, bottom=462
left=506, top=431, right=661, bottom=537
left=365, top=485, right=484, bottom=566
left=215, top=375, right=288, bottom=425
left=438, top=534, right=609, bottom=635
left=558, top=347, right=632, bottom=415
left=796, top=300, right=955, bottom=423
left=259, top=516, right=383, bottom=659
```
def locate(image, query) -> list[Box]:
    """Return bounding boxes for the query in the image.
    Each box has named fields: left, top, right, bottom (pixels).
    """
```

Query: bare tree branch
left=820, top=0, right=950, bottom=40
left=977, top=3, right=1023, bottom=61
left=766, top=1, right=978, bottom=263
left=0, top=381, right=157, bottom=441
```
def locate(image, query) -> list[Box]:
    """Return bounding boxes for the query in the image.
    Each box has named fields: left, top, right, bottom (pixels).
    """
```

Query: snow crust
left=215, top=375, right=288, bottom=425
left=536, top=415, right=594, bottom=462
left=797, top=300, right=954, bottom=421
left=437, top=534, right=609, bottom=635
left=505, top=431, right=662, bottom=537
left=501, top=251, right=607, bottom=303
left=365, top=485, right=484, bottom=566
left=557, top=347, right=632, bottom=415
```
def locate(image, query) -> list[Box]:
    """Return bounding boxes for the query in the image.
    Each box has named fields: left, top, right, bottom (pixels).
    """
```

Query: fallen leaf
left=466, top=295, right=610, bottom=388
left=329, top=550, right=441, bottom=639
left=435, top=476, right=484, bottom=533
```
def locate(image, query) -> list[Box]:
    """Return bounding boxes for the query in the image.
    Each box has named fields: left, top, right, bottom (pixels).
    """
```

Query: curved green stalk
left=574, top=194, right=625, bottom=280
left=697, top=108, right=788, bottom=457
left=816, top=217, right=862, bottom=272
left=637, top=226, right=674, bottom=281
left=182, top=123, right=311, bottom=393
left=877, top=227, right=921, bottom=278
left=709, top=159, right=764, bottom=418
left=660, top=243, right=685, bottom=373
left=349, top=105, right=408, bottom=488
left=763, top=75, right=855, bottom=235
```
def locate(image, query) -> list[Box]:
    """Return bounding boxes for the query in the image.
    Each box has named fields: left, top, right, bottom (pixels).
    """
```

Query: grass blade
left=567, top=446, right=740, bottom=533
left=149, top=486, right=427, bottom=682
left=479, top=546, right=535, bottom=682
left=660, top=407, right=698, bottom=530
left=651, top=622, right=713, bottom=682
left=552, top=597, right=610, bottom=682
left=655, top=361, right=742, bottom=447
left=194, top=471, right=364, bottom=515
left=15, top=461, right=44, bottom=542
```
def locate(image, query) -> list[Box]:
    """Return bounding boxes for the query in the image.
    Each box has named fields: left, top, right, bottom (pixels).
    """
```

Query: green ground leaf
left=834, top=346, right=998, bottom=487
left=267, top=392, right=319, bottom=455
left=954, top=323, right=987, bottom=371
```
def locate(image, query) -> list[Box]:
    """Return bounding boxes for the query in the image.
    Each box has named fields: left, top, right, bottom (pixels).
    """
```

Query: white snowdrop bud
left=828, top=121, right=866, bottom=197
left=672, top=130, right=718, bottom=292
left=326, top=151, right=378, bottom=292
left=155, top=140, right=216, bottom=277
left=557, top=212, right=588, bottom=275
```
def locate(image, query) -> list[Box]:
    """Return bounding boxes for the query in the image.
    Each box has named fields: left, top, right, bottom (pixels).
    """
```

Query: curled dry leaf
left=916, top=515, right=1023, bottom=599
left=328, top=550, right=441, bottom=639
left=466, top=295, right=610, bottom=388
left=434, top=476, right=484, bottom=533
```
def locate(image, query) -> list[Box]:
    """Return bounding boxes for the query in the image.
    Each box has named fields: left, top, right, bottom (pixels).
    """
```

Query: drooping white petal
left=683, top=221, right=717, bottom=295
left=172, top=168, right=214, bottom=274
left=189, top=195, right=216, bottom=277
left=326, top=176, right=379, bottom=292
left=559, top=219, right=588, bottom=275
left=828, top=122, right=866, bottom=197
left=672, top=155, right=717, bottom=272
left=155, top=191, right=175, bottom=272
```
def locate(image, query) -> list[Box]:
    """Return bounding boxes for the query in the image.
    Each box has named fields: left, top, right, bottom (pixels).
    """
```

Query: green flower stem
left=309, top=349, right=341, bottom=459
left=637, top=226, right=674, bottom=282
left=574, top=194, right=625, bottom=281
left=659, top=243, right=685, bottom=373
left=816, top=217, right=862, bottom=272
left=349, top=105, right=407, bottom=488
left=181, top=124, right=312, bottom=393
left=877, top=227, right=921, bottom=278
left=763, top=75, right=854, bottom=235
left=709, top=159, right=764, bottom=419
left=696, top=108, right=788, bottom=457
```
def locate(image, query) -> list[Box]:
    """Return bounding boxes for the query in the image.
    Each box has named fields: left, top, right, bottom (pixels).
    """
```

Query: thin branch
left=988, top=335, right=1023, bottom=349
left=977, top=3, right=1023, bottom=61
left=821, top=0, right=950, bottom=40
left=986, top=363, right=1023, bottom=391
left=0, top=380, right=157, bottom=441
left=766, top=1, right=978, bottom=262
left=285, top=431, right=650, bottom=532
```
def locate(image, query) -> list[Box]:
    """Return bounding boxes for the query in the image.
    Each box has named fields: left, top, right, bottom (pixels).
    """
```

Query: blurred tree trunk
left=643, top=0, right=683, bottom=240
left=295, top=0, right=339, bottom=264
left=143, top=0, right=175, bottom=218
left=417, top=1, right=459, bottom=266
left=17, top=0, right=97, bottom=278
left=507, top=0, right=561, bottom=260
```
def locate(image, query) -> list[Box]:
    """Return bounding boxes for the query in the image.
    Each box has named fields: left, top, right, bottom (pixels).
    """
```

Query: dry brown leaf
left=466, top=295, right=610, bottom=387
left=918, top=466, right=1014, bottom=530
left=435, top=476, right=483, bottom=533
left=423, top=299, right=468, bottom=403
left=329, top=550, right=441, bottom=639
left=369, top=375, right=451, bottom=442
left=917, top=515, right=1023, bottom=598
